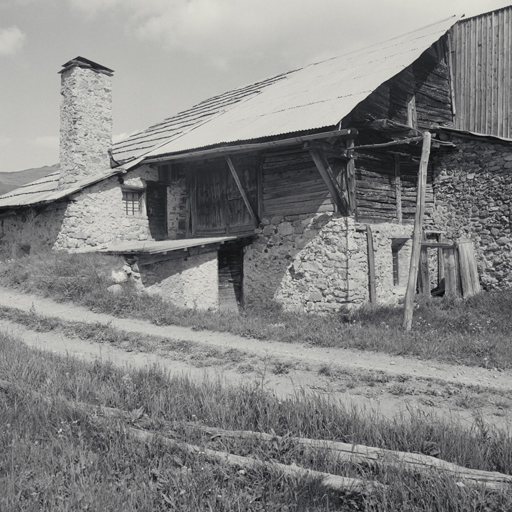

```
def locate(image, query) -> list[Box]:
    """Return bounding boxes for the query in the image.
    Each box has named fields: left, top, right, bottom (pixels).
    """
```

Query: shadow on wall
left=244, top=210, right=355, bottom=313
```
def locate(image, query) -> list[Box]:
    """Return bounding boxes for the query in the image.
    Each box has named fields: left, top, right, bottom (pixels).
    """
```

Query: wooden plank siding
left=184, top=153, right=260, bottom=236
left=262, top=147, right=334, bottom=217
left=346, top=43, right=453, bottom=131
left=451, top=7, right=512, bottom=137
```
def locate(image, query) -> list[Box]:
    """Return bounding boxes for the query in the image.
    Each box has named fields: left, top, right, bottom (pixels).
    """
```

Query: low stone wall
left=245, top=212, right=413, bottom=313
left=432, top=134, right=512, bottom=290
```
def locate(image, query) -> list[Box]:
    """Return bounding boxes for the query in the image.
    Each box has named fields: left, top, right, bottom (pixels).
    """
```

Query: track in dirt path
left=1, top=286, right=512, bottom=429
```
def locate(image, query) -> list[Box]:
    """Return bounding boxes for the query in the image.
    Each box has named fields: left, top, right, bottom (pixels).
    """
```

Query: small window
left=122, top=190, right=143, bottom=216
left=392, top=246, right=400, bottom=286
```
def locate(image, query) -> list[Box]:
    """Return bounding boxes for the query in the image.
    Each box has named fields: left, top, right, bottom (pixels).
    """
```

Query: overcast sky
left=1, top=0, right=511, bottom=172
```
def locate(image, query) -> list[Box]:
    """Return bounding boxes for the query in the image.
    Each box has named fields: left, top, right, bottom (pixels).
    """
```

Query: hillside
left=0, top=164, right=59, bottom=196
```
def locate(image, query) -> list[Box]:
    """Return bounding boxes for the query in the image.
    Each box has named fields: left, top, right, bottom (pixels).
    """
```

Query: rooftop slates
left=112, top=16, right=459, bottom=163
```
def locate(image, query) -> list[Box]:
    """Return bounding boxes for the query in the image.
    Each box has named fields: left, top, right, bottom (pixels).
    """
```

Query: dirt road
left=1, top=286, right=511, bottom=429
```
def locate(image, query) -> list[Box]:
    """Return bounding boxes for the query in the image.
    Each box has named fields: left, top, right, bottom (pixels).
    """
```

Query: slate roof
left=112, top=16, right=459, bottom=164
left=0, top=169, right=124, bottom=211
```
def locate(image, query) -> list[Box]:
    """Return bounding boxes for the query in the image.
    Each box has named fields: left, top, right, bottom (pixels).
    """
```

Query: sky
left=1, top=0, right=512, bottom=172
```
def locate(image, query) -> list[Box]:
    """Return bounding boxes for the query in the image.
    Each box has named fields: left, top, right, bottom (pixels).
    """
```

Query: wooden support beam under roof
left=225, top=155, right=260, bottom=226
left=144, top=129, right=358, bottom=164
left=309, top=149, right=350, bottom=216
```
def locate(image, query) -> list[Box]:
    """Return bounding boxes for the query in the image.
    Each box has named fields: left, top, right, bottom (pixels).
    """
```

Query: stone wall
left=59, top=64, right=112, bottom=187
left=0, top=205, right=68, bottom=259
left=0, top=165, right=186, bottom=259
left=137, top=252, right=218, bottom=310
left=244, top=212, right=413, bottom=313
left=53, top=165, right=160, bottom=250
left=432, top=134, right=512, bottom=290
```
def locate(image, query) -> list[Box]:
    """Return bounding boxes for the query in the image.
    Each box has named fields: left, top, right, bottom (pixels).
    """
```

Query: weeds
left=2, top=331, right=512, bottom=510
left=2, top=251, right=512, bottom=370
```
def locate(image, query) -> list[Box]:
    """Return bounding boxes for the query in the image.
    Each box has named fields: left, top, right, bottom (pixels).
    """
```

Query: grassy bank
left=1, top=251, right=512, bottom=369
left=1, top=330, right=512, bottom=510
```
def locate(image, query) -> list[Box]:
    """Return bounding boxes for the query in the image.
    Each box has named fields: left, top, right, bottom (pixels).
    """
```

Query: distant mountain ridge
left=0, top=164, right=59, bottom=196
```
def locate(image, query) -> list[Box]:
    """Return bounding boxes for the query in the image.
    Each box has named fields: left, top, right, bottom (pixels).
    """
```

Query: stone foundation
left=433, top=134, right=512, bottom=290
left=135, top=252, right=218, bottom=310
left=245, top=212, right=413, bottom=313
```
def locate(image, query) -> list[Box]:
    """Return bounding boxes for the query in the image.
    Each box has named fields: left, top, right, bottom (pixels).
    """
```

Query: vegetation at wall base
left=1, top=330, right=512, bottom=510
left=1, top=250, right=512, bottom=371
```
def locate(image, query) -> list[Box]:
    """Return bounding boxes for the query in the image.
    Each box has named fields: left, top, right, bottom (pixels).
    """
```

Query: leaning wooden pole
left=403, top=132, right=431, bottom=331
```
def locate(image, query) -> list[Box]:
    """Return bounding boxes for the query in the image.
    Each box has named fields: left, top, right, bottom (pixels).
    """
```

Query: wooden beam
left=225, top=156, right=259, bottom=226
left=394, top=155, right=402, bottom=224
left=346, top=139, right=356, bottom=216
left=303, top=141, right=349, bottom=160
left=144, top=129, right=358, bottom=164
left=355, top=137, right=423, bottom=151
left=366, top=225, right=377, bottom=303
left=403, top=132, right=431, bottom=331
left=309, top=149, right=349, bottom=215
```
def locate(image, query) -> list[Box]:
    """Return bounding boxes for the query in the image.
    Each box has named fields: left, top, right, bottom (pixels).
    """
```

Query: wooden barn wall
left=347, top=43, right=453, bottom=129
left=355, top=152, right=395, bottom=222
left=355, top=151, right=434, bottom=224
left=450, top=8, right=512, bottom=137
left=184, top=153, right=260, bottom=236
left=262, top=147, right=333, bottom=218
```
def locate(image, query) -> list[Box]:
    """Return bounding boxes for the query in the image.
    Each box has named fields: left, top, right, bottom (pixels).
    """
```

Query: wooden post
left=346, top=139, right=356, bottom=216
left=443, top=247, right=459, bottom=297
left=366, top=225, right=376, bottom=304
left=403, top=132, right=431, bottom=331
left=438, top=233, right=445, bottom=286
left=418, top=245, right=431, bottom=296
left=394, top=155, right=402, bottom=224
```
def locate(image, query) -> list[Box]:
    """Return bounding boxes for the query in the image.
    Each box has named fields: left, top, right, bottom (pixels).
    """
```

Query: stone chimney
left=59, top=57, right=114, bottom=188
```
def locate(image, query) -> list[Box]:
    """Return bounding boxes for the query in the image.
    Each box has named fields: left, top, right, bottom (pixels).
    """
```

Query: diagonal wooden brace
left=225, top=155, right=260, bottom=226
left=309, top=148, right=350, bottom=216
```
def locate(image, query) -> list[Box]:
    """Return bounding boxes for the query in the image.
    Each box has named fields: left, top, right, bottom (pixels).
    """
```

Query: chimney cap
left=60, top=56, right=114, bottom=75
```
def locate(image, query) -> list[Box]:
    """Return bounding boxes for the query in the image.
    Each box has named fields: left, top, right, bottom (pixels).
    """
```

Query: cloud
left=63, top=0, right=512, bottom=71
left=0, top=135, right=11, bottom=147
left=0, top=26, right=26, bottom=56
left=64, top=0, right=400, bottom=70
left=34, top=136, right=59, bottom=149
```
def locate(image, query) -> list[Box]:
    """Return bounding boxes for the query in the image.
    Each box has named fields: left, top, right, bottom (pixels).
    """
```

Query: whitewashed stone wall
left=54, top=165, right=160, bottom=250
left=0, top=165, right=185, bottom=259
left=0, top=205, right=68, bottom=259
left=245, top=212, right=413, bottom=313
left=138, top=252, right=218, bottom=310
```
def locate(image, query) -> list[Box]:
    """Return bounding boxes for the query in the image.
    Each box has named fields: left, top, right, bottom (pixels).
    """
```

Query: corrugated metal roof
left=101, top=236, right=238, bottom=255
left=112, top=16, right=459, bottom=163
left=0, top=169, right=125, bottom=210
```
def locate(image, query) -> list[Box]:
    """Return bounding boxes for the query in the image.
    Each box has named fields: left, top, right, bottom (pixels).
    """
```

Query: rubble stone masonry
left=432, top=134, right=512, bottom=290
left=59, top=65, right=113, bottom=187
left=244, top=212, right=413, bottom=313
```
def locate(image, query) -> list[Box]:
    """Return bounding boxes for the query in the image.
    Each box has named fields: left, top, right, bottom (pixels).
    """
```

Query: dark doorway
left=218, top=245, right=244, bottom=311
left=146, top=182, right=167, bottom=240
